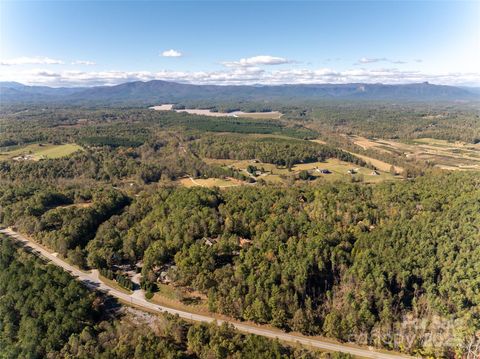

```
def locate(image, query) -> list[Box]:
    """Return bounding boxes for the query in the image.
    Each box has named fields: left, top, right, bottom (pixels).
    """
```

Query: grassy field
left=150, top=284, right=209, bottom=313
left=349, top=152, right=403, bottom=173
left=309, top=139, right=327, bottom=145
left=235, top=111, right=283, bottom=120
left=177, top=176, right=245, bottom=188
left=0, top=143, right=83, bottom=161
left=204, top=158, right=398, bottom=184
left=348, top=136, right=480, bottom=171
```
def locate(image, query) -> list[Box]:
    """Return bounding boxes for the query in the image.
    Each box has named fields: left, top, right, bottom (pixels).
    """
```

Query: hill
left=1, top=80, right=478, bottom=105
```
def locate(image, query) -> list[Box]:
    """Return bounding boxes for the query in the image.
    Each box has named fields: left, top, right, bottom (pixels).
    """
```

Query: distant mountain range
left=1, top=80, right=478, bottom=105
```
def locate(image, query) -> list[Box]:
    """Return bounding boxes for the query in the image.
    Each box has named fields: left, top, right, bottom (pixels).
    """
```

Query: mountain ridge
left=1, top=80, right=478, bottom=105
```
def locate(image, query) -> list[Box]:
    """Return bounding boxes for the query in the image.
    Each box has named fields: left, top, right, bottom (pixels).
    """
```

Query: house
left=204, top=238, right=214, bottom=246
left=239, top=237, right=252, bottom=247
left=203, top=237, right=219, bottom=246
left=157, top=264, right=177, bottom=284
left=159, top=271, right=172, bottom=284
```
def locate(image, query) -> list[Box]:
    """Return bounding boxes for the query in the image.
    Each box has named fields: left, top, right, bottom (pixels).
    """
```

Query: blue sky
left=1, top=1, right=479, bottom=86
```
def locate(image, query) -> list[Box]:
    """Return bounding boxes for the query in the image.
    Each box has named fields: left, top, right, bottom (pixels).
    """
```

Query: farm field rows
left=349, top=135, right=480, bottom=171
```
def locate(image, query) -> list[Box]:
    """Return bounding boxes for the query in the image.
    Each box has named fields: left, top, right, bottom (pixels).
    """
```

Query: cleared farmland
left=177, top=176, right=245, bottom=188
left=348, top=136, right=480, bottom=171
left=204, top=158, right=398, bottom=184
left=0, top=143, right=83, bottom=161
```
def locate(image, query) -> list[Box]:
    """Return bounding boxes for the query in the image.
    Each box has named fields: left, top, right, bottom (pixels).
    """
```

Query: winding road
left=0, top=228, right=414, bottom=359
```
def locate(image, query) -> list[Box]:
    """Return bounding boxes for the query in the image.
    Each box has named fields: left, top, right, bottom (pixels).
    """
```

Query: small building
left=203, top=237, right=219, bottom=246
left=157, top=264, right=177, bottom=284
left=239, top=237, right=252, bottom=247
left=316, top=168, right=331, bottom=174
left=159, top=271, right=172, bottom=284
left=371, top=170, right=380, bottom=176
left=204, top=238, right=214, bottom=246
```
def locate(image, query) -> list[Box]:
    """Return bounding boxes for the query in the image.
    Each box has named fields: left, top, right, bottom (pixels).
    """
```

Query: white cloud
left=357, top=57, right=407, bottom=65
left=358, top=57, right=387, bottom=64
left=1, top=56, right=64, bottom=66
left=222, top=55, right=292, bottom=67
left=161, top=49, right=183, bottom=57
left=1, top=66, right=479, bottom=87
left=71, top=60, right=96, bottom=66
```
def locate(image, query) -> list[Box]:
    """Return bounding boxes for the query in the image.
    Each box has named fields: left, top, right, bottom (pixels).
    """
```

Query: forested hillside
left=1, top=80, right=477, bottom=105
left=0, top=237, right=329, bottom=359
left=87, top=172, right=479, bottom=358
left=191, top=135, right=366, bottom=168
left=1, top=103, right=479, bottom=358
left=1, top=170, right=478, bottom=357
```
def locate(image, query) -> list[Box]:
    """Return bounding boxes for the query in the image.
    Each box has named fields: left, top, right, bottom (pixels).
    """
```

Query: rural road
left=0, top=228, right=414, bottom=359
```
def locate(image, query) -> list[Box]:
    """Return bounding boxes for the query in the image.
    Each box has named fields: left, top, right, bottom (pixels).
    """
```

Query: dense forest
left=1, top=103, right=479, bottom=147
left=0, top=237, right=339, bottom=359
left=1, top=102, right=479, bottom=358
left=191, top=135, right=367, bottom=168
left=1, top=171, right=478, bottom=357
left=89, top=172, right=479, bottom=358
left=307, top=102, right=480, bottom=144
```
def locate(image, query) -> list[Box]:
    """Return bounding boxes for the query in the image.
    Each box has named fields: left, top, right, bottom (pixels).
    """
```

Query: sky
left=0, top=0, right=479, bottom=87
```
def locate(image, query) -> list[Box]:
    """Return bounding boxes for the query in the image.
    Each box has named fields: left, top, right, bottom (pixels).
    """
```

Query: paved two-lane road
left=0, top=228, right=414, bottom=359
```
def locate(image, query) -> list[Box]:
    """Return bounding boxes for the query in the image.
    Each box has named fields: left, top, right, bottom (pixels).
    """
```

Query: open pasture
left=177, top=176, right=245, bottom=188
left=204, top=157, right=398, bottom=184
left=0, top=143, right=83, bottom=161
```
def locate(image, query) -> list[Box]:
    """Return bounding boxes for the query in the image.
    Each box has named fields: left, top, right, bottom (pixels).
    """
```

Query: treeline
left=79, top=136, right=144, bottom=148
left=1, top=103, right=478, bottom=149
left=0, top=133, right=248, bottom=184
left=0, top=107, right=316, bottom=150
left=191, top=135, right=368, bottom=168
left=0, top=237, right=327, bottom=359
left=309, top=102, right=480, bottom=143
left=0, top=186, right=129, bottom=266
left=99, top=268, right=135, bottom=291
left=58, top=318, right=325, bottom=359
left=85, top=171, right=479, bottom=357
